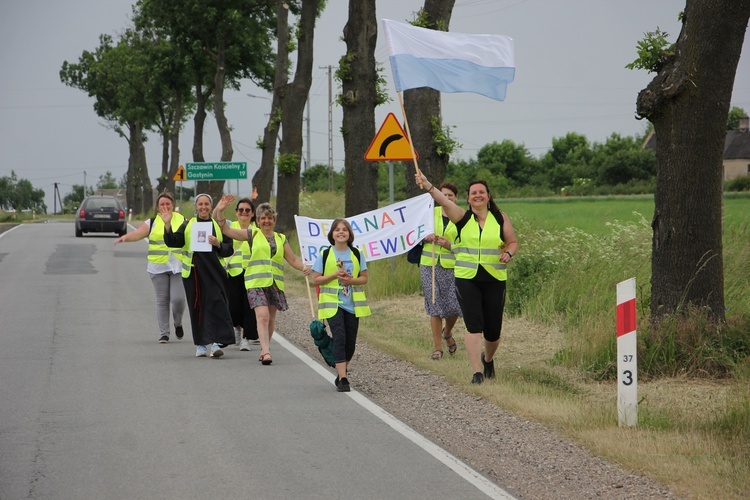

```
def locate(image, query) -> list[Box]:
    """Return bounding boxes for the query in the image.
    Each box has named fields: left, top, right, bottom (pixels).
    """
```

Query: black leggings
left=328, top=308, right=359, bottom=364
left=455, top=278, right=506, bottom=341
left=226, top=272, right=258, bottom=340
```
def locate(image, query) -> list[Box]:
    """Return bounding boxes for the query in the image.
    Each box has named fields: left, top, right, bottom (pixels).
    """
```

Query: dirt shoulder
left=277, top=293, right=678, bottom=499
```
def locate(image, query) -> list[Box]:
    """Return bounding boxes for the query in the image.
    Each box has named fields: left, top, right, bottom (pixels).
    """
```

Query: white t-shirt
left=145, top=218, right=182, bottom=275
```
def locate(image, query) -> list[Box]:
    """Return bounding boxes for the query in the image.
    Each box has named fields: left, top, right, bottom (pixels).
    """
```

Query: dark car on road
left=75, top=195, right=127, bottom=237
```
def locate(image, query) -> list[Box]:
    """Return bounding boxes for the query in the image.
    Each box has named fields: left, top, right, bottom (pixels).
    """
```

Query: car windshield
left=86, top=198, right=118, bottom=210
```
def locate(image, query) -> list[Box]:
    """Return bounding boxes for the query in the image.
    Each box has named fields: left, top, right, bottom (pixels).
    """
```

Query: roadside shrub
left=638, top=309, right=750, bottom=379
left=725, top=174, right=750, bottom=192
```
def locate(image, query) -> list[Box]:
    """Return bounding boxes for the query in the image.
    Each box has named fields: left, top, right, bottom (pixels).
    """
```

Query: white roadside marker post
left=616, top=277, right=638, bottom=427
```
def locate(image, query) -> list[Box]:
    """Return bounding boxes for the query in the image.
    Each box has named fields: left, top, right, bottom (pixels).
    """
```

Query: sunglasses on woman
left=236, top=208, right=253, bottom=214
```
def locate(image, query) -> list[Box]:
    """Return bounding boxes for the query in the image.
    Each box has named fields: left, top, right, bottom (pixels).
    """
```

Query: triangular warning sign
left=364, top=113, right=418, bottom=161
left=173, top=165, right=186, bottom=182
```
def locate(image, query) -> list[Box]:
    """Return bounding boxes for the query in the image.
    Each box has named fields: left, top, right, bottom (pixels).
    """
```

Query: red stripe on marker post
left=616, top=299, right=636, bottom=337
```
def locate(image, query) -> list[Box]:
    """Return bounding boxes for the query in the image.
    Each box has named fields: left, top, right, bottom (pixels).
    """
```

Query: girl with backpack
left=311, top=219, right=370, bottom=392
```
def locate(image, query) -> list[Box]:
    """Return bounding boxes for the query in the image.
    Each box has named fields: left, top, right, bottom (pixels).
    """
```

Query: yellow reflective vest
left=180, top=218, right=224, bottom=278
left=244, top=230, right=286, bottom=291
left=148, top=212, right=186, bottom=264
left=420, top=207, right=457, bottom=269
left=452, top=212, right=507, bottom=281
left=317, top=248, right=370, bottom=320
left=226, top=220, right=252, bottom=277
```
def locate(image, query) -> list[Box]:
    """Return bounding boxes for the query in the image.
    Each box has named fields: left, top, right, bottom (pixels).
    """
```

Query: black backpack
left=322, top=245, right=361, bottom=268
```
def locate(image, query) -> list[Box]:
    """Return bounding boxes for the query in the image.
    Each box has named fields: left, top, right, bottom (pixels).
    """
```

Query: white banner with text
left=294, top=193, right=435, bottom=265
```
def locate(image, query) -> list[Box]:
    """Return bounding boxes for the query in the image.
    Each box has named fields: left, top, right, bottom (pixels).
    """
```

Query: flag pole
left=397, top=91, right=423, bottom=186
left=398, top=90, right=436, bottom=302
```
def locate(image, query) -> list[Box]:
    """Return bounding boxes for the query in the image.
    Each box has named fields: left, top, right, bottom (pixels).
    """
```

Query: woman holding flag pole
left=384, top=17, right=516, bottom=383
left=419, top=182, right=462, bottom=360
left=415, top=172, right=518, bottom=385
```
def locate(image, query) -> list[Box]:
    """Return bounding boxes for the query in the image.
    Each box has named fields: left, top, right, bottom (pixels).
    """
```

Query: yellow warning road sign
left=364, top=113, right=418, bottom=161
left=173, top=165, right=186, bottom=182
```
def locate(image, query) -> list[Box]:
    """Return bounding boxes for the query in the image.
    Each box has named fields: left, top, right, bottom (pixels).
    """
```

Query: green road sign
left=185, top=162, right=247, bottom=180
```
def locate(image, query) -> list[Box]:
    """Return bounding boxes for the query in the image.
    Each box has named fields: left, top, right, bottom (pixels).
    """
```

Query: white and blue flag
left=381, top=19, right=515, bottom=101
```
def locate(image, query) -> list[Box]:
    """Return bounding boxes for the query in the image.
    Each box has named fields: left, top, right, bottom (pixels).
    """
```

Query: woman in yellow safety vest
left=215, top=196, right=310, bottom=366
left=213, top=197, right=259, bottom=351
left=415, top=173, right=518, bottom=385
left=162, top=193, right=236, bottom=358
left=418, top=182, right=463, bottom=360
left=114, top=192, right=186, bottom=344
left=311, top=219, right=370, bottom=393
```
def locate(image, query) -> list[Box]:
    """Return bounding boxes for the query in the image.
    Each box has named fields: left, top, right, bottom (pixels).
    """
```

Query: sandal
left=431, top=349, right=444, bottom=360
left=442, top=329, right=458, bottom=355
left=259, top=352, right=272, bottom=365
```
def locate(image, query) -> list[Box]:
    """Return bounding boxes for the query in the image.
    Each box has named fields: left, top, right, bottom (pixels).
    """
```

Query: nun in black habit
left=162, top=193, right=235, bottom=358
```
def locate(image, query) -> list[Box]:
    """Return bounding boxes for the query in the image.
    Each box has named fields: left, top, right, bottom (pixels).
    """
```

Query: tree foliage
left=62, top=184, right=95, bottom=212
left=727, top=106, right=748, bottom=130
left=97, top=171, right=120, bottom=190
left=0, top=171, right=47, bottom=212
left=60, top=32, right=154, bottom=214
left=303, top=163, right=345, bottom=192
left=135, top=0, right=278, bottom=201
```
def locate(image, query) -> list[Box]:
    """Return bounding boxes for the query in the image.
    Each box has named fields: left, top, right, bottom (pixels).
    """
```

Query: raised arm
left=212, top=194, right=235, bottom=221
left=414, top=172, right=466, bottom=223
left=218, top=222, right=250, bottom=241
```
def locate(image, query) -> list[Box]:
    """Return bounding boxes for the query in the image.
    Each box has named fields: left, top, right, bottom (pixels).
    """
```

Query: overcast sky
left=1, top=0, right=748, bottom=210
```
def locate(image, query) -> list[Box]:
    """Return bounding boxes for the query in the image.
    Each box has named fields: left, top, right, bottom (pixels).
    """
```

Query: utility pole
left=316, top=65, right=334, bottom=191
left=306, top=95, right=311, bottom=175
left=326, top=65, right=333, bottom=191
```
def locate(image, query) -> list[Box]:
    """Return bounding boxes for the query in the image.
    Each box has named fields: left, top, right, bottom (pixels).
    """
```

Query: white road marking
left=274, top=333, right=517, bottom=500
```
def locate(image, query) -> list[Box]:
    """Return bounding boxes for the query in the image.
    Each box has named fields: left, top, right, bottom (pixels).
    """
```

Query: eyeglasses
left=236, top=208, right=252, bottom=214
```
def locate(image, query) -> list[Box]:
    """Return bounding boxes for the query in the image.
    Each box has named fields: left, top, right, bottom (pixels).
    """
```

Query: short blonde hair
left=256, top=203, right=276, bottom=220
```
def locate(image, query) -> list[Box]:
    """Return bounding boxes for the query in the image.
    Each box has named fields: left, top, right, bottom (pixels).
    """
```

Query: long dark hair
left=467, top=180, right=504, bottom=225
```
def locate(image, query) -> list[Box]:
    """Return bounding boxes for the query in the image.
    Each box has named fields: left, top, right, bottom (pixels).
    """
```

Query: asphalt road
left=0, top=221, right=513, bottom=500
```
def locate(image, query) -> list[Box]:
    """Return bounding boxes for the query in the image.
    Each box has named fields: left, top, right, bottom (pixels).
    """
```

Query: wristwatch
left=506, top=250, right=514, bottom=258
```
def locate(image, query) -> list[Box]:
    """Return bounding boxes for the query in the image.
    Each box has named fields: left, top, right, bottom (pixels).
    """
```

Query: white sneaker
left=234, top=327, right=242, bottom=345
left=210, top=343, right=224, bottom=358
left=240, top=338, right=250, bottom=351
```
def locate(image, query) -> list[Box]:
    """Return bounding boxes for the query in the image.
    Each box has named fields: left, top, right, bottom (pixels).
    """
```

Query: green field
left=500, top=195, right=748, bottom=235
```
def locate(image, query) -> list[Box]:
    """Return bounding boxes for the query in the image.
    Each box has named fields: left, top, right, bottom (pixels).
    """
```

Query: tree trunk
left=208, top=39, right=230, bottom=201
left=126, top=123, right=137, bottom=214
left=158, top=123, right=170, bottom=192
left=252, top=0, right=289, bottom=206
left=636, top=0, right=750, bottom=321
left=192, top=83, right=212, bottom=198
left=164, top=90, right=184, bottom=196
left=403, top=0, right=455, bottom=199
left=342, top=0, right=379, bottom=217
left=275, top=0, right=320, bottom=232
left=126, top=120, right=153, bottom=215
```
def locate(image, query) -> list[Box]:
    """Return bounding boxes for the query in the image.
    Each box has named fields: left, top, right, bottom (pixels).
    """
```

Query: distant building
left=642, top=116, right=750, bottom=181
left=723, top=117, right=750, bottom=180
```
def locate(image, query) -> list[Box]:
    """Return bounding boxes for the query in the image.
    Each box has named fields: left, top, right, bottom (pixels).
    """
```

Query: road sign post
left=185, top=162, right=247, bottom=181
left=616, top=277, right=638, bottom=427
